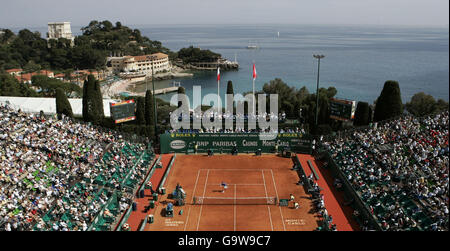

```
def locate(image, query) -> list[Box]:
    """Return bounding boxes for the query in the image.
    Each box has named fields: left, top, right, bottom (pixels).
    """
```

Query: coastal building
left=13, top=70, right=54, bottom=84
left=47, top=22, right=75, bottom=46
left=75, top=70, right=105, bottom=81
left=108, top=53, right=171, bottom=76
left=6, top=68, right=23, bottom=76
left=55, top=70, right=106, bottom=82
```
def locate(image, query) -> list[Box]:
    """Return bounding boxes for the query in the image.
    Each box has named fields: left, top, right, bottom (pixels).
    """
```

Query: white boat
left=247, top=41, right=259, bottom=49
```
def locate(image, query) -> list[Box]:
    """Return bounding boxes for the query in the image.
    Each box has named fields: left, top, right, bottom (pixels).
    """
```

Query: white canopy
left=0, top=96, right=118, bottom=117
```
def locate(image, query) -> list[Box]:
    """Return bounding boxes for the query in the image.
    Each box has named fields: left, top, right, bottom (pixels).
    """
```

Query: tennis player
left=221, top=181, right=228, bottom=193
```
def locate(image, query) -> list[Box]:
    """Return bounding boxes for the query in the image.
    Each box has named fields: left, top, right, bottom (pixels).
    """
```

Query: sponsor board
left=170, top=140, right=187, bottom=150
left=160, top=133, right=312, bottom=154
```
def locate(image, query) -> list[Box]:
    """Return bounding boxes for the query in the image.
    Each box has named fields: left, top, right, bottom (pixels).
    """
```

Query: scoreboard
left=329, top=98, right=356, bottom=121
left=110, top=100, right=136, bottom=124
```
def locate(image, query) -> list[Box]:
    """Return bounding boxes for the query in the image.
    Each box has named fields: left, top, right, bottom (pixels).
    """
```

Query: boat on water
left=247, top=41, right=259, bottom=49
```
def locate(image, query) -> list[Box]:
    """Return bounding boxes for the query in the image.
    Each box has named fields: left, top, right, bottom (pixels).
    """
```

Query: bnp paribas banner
left=160, top=133, right=312, bottom=154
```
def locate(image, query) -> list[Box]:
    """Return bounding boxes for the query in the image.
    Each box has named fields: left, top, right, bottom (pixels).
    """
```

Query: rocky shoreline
left=102, top=61, right=238, bottom=98
left=149, top=66, right=194, bottom=81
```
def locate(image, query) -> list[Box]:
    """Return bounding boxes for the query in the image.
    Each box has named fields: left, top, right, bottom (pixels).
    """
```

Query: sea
left=15, top=24, right=450, bottom=105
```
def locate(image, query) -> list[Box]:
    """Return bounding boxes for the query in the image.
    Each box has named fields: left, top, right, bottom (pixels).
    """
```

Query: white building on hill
left=108, top=53, right=171, bottom=76
left=47, top=22, right=75, bottom=46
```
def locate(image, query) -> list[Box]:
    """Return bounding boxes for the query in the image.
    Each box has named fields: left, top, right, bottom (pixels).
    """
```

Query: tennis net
left=192, top=196, right=277, bottom=205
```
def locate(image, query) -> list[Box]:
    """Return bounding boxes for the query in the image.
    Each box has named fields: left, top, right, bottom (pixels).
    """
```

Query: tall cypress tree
left=374, top=80, right=403, bottom=122
left=135, top=96, right=146, bottom=125
left=93, top=76, right=104, bottom=124
left=177, top=86, right=186, bottom=108
left=82, top=74, right=104, bottom=124
left=82, top=76, right=92, bottom=122
left=56, top=88, right=73, bottom=118
left=318, top=95, right=330, bottom=125
left=145, top=90, right=155, bottom=139
left=227, top=80, right=234, bottom=95
left=354, top=101, right=370, bottom=126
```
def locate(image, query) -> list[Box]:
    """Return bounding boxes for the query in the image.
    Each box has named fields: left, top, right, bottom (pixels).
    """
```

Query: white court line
left=196, top=169, right=210, bottom=231
left=184, top=169, right=201, bottom=231
left=270, top=169, right=286, bottom=231
left=203, top=169, right=271, bottom=171
left=191, top=170, right=202, bottom=203
left=234, top=184, right=236, bottom=231
left=206, top=183, right=265, bottom=186
left=261, top=170, right=274, bottom=231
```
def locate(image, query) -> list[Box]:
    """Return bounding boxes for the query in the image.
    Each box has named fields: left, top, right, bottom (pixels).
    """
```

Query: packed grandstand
left=0, top=104, right=154, bottom=231
left=320, top=111, right=448, bottom=231
left=0, top=103, right=448, bottom=231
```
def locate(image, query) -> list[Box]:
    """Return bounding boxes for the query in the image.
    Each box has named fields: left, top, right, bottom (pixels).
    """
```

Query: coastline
left=102, top=66, right=193, bottom=98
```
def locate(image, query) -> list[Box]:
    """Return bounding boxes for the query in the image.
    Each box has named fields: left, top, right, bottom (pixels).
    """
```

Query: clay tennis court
left=145, top=154, right=320, bottom=231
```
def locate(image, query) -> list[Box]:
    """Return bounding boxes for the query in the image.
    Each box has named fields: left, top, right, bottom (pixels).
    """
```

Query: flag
left=217, top=67, right=220, bottom=81
left=253, top=63, right=257, bottom=80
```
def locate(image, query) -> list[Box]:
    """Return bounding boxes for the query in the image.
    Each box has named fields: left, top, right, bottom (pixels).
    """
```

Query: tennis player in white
left=221, top=181, right=228, bottom=193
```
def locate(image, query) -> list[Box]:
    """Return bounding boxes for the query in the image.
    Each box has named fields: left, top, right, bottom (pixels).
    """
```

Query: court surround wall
left=160, top=133, right=312, bottom=154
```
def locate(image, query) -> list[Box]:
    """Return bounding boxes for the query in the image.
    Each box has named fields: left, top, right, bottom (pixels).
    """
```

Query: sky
left=0, top=0, right=448, bottom=28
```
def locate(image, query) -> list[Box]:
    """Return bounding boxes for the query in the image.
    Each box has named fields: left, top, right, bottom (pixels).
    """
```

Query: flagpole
left=217, top=67, right=220, bottom=112
left=218, top=79, right=220, bottom=112
left=252, top=77, right=255, bottom=115
left=252, top=63, right=256, bottom=116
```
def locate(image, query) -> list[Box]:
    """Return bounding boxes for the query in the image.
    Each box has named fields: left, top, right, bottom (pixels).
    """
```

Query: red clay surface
left=125, top=154, right=174, bottom=231
left=296, top=154, right=359, bottom=231
left=144, top=154, right=323, bottom=231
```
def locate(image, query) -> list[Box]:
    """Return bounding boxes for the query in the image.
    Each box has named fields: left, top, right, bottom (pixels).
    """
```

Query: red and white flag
left=217, top=67, right=221, bottom=81
left=252, top=63, right=257, bottom=80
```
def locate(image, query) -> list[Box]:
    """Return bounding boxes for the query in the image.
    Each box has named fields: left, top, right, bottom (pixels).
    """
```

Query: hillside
left=0, top=21, right=175, bottom=71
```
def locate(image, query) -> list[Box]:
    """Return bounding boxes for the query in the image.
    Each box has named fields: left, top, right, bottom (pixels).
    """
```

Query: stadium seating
left=321, top=111, right=449, bottom=231
left=0, top=104, right=155, bottom=231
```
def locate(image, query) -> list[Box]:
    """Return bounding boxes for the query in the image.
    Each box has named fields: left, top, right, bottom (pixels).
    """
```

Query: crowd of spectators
left=321, top=111, right=449, bottom=231
left=0, top=104, right=153, bottom=231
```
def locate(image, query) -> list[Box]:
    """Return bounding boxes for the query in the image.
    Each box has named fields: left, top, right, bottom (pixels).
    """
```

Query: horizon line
left=2, top=22, right=449, bottom=30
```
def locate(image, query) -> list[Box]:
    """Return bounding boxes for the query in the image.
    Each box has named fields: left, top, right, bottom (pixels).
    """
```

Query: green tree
left=93, top=75, right=104, bottom=123
left=177, top=46, right=221, bottom=64
left=227, top=80, right=234, bottom=95
left=82, top=75, right=104, bottom=124
left=135, top=96, right=146, bottom=125
left=405, top=92, right=437, bottom=117
left=0, top=73, right=39, bottom=97
left=55, top=87, right=73, bottom=118
left=177, top=86, right=186, bottom=108
left=1, top=21, right=178, bottom=79
left=318, top=93, right=330, bottom=125
left=23, top=60, right=41, bottom=73
left=262, top=78, right=301, bottom=118
left=374, top=80, right=403, bottom=122
left=353, top=101, right=370, bottom=126
left=326, top=87, right=337, bottom=98
left=31, top=75, right=81, bottom=97
left=145, top=90, right=156, bottom=139
left=0, top=29, right=15, bottom=44
left=435, top=99, right=449, bottom=113
left=100, top=21, right=114, bottom=32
